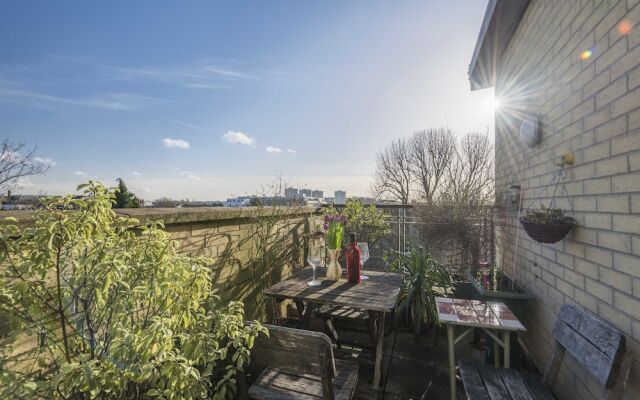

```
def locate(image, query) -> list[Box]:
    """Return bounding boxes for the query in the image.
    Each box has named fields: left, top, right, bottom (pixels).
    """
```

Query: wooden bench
left=459, top=304, right=632, bottom=399
left=247, top=324, right=359, bottom=400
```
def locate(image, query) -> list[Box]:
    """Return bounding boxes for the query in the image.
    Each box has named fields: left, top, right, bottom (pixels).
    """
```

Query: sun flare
left=482, top=97, right=501, bottom=113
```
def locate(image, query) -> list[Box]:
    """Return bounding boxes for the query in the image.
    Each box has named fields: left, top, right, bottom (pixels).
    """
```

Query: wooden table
left=435, top=297, right=526, bottom=400
left=264, top=267, right=402, bottom=393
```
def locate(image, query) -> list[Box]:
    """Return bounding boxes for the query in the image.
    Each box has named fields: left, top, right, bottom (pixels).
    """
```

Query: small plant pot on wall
left=519, top=206, right=576, bottom=244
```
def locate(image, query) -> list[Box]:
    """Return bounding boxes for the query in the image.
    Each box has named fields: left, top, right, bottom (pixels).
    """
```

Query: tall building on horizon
left=284, top=187, right=299, bottom=199
left=334, top=190, right=346, bottom=205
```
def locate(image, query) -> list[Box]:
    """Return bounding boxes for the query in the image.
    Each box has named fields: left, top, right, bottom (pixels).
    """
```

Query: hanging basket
left=519, top=217, right=576, bottom=244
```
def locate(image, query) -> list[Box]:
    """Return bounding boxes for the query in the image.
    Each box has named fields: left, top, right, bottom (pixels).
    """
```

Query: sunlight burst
left=482, top=97, right=501, bottom=114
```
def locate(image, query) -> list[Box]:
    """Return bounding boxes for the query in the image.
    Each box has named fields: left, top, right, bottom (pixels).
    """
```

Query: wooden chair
left=247, top=324, right=359, bottom=400
left=459, top=304, right=632, bottom=400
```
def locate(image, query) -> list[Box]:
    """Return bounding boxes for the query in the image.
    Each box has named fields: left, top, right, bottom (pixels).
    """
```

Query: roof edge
left=468, top=0, right=530, bottom=91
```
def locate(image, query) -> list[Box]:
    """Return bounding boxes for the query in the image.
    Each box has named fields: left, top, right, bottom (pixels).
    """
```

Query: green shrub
left=390, top=247, right=452, bottom=336
left=521, top=204, right=572, bottom=224
left=341, top=200, right=390, bottom=249
left=0, top=182, right=266, bottom=399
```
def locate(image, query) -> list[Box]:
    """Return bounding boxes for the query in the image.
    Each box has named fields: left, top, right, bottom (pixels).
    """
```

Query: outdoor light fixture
left=519, top=115, right=540, bottom=147
left=508, top=184, right=521, bottom=212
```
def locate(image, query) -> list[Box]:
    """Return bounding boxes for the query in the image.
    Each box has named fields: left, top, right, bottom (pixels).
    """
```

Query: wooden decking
left=329, top=322, right=487, bottom=400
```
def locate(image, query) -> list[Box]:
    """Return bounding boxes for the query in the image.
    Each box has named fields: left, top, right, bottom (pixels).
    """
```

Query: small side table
left=435, top=297, right=526, bottom=400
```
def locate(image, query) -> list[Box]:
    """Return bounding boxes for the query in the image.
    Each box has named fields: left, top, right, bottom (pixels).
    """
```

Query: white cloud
left=183, top=83, right=227, bottom=90
left=163, top=138, right=191, bottom=149
left=107, top=62, right=262, bottom=89
left=0, top=86, right=161, bottom=111
left=202, top=66, right=259, bottom=80
left=74, top=171, right=87, bottom=177
left=287, top=149, right=297, bottom=154
left=34, top=157, right=57, bottom=166
left=131, top=171, right=142, bottom=179
left=179, top=171, right=201, bottom=180
left=16, top=177, right=34, bottom=188
left=222, top=131, right=256, bottom=147
left=169, top=119, right=208, bottom=132
left=265, top=146, right=282, bottom=153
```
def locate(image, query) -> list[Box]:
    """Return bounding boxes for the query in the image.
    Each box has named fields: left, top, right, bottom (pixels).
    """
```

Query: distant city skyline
left=1, top=1, right=495, bottom=200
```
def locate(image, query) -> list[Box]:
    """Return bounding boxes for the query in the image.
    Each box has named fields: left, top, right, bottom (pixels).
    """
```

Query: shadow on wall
left=172, top=209, right=316, bottom=322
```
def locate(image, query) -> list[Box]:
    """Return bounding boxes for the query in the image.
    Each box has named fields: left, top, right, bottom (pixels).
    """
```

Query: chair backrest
left=364, top=256, right=387, bottom=271
left=548, top=304, right=627, bottom=389
left=250, top=324, right=336, bottom=398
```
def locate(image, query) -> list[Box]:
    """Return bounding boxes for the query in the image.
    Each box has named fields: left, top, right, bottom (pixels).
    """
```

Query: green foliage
left=390, top=247, right=452, bottom=336
left=521, top=204, right=571, bottom=224
left=322, top=207, right=346, bottom=250
left=341, top=200, right=390, bottom=248
left=114, top=178, right=140, bottom=209
left=0, top=181, right=266, bottom=399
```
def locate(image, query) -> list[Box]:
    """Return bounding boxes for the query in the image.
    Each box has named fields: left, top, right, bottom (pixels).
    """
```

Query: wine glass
left=307, top=239, right=322, bottom=287
left=358, top=242, right=370, bottom=280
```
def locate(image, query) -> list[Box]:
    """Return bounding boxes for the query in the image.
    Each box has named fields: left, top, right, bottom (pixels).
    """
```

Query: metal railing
left=327, top=203, right=494, bottom=274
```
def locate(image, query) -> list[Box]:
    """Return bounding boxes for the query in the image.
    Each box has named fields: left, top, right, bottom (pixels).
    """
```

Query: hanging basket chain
left=533, top=166, right=572, bottom=213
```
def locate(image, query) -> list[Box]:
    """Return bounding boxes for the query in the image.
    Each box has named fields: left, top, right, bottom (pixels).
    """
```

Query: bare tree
left=443, top=132, right=494, bottom=206
left=0, top=140, right=49, bottom=193
left=409, top=128, right=456, bottom=203
left=373, top=138, right=412, bottom=204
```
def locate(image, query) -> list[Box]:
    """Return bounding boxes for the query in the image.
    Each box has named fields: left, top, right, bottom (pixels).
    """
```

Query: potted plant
left=323, top=212, right=346, bottom=280
left=390, top=247, right=452, bottom=337
left=519, top=205, right=576, bottom=244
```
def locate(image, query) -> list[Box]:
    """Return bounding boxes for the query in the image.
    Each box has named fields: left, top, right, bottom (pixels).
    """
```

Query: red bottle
left=346, top=233, right=361, bottom=284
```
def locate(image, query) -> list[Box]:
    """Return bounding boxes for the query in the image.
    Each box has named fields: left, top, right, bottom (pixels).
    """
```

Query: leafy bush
left=390, top=247, right=451, bottom=336
left=341, top=200, right=390, bottom=249
left=0, top=182, right=266, bottom=399
left=521, top=205, right=572, bottom=224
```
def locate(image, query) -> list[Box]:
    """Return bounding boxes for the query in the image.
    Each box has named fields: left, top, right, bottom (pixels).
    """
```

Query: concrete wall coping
left=1, top=206, right=321, bottom=227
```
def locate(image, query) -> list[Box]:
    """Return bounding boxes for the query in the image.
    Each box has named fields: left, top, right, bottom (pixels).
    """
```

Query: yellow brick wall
left=117, top=207, right=321, bottom=321
left=494, top=0, right=640, bottom=398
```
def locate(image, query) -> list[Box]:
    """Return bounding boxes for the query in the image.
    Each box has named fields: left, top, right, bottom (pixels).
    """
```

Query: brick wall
left=494, top=0, right=640, bottom=398
left=115, top=207, right=320, bottom=321
left=0, top=207, right=319, bottom=322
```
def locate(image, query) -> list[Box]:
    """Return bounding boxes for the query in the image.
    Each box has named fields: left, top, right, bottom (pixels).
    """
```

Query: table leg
left=494, top=335, right=500, bottom=368
left=504, top=331, right=511, bottom=369
left=372, top=311, right=385, bottom=392
left=294, top=300, right=305, bottom=327
left=294, top=300, right=314, bottom=329
left=368, top=312, right=377, bottom=352
left=447, top=324, right=456, bottom=400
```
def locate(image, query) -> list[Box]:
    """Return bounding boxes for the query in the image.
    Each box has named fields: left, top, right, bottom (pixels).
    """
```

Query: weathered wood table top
left=437, top=297, right=526, bottom=400
left=264, top=267, right=402, bottom=312
left=435, top=297, right=526, bottom=331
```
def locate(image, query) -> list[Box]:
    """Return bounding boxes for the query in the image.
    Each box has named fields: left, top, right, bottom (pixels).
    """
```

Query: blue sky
left=1, top=1, right=494, bottom=201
